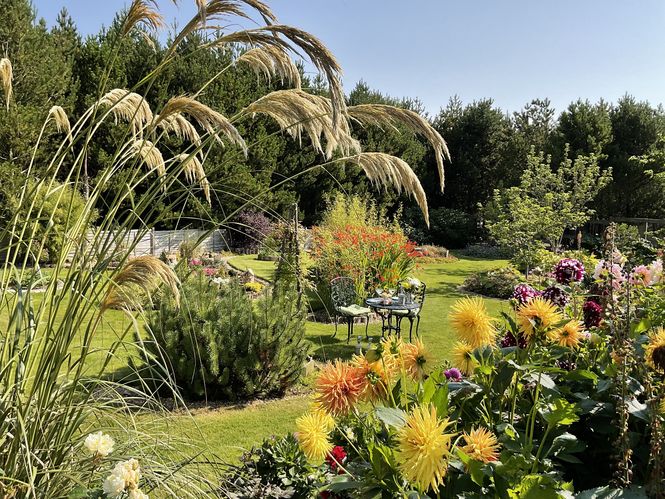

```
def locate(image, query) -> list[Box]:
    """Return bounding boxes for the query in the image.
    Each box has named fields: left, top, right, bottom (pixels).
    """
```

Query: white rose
left=113, top=459, right=141, bottom=489
left=102, top=473, right=126, bottom=497
left=84, top=432, right=114, bottom=457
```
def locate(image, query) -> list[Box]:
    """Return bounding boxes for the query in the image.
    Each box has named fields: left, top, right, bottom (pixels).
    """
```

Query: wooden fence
left=66, top=228, right=230, bottom=261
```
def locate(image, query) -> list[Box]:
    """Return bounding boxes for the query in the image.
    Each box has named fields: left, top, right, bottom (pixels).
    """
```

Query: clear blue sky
left=32, top=0, right=665, bottom=115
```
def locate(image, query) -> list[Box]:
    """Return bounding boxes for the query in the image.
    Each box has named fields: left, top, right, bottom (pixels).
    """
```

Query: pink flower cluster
left=629, top=260, right=662, bottom=287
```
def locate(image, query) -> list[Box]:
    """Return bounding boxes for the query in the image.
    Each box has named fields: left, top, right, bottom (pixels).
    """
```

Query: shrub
left=219, top=434, right=327, bottom=498
left=143, top=277, right=307, bottom=400
left=515, top=248, right=599, bottom=276
left=607, top=223, right=663, bottom=266
left=232, top=210, right=274, bottom=252
left=459, top=243, right=511, bottom=259
left=462, top=266, right=522, bottom=299
left=310, top=195, right=418, bottom=311
left=404, top=207, right=476, bottom=248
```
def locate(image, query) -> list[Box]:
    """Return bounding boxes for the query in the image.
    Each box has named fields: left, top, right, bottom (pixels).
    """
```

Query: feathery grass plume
left=245, top=89, right=359, bottom=159
left=156, top=96, right=247, bottom=154
left=237, top=45, right=301, bottom=88
left=347, top=152, right=429, bottom=225
left=47, top=105, right=72, bottom=139
left=122, top=0, right=165, bottom=35
left=209, top=24, right=345, bottom=127
left=101, top=255, right=180, bottom=313
left=175, top=153, right=211, bottom=204
left=156, top=113, right=202, bottom=146
left=0, top=58, right=12, bottom=110
left=348, top=104, right=450, bottom=191
left=127, top=139, right=166, bottom=177
left=173, top=0, right=276, bottom=47
left=254, top=25, right=345, bottom=128
left=97, top=88, right=154, bottom=135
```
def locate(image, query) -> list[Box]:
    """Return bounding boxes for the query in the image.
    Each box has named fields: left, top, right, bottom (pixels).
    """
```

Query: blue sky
left=33, top=0, right=665, bottom=115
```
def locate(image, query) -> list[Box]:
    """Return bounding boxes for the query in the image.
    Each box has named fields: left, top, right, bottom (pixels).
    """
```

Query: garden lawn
left=6, top=256, right=509, bottom=465
left=179, top=255, right=509, bottom=463
left=231, top=254, right=510, bottom=363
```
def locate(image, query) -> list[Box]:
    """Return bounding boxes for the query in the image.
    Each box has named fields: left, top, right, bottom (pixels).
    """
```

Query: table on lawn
left=365, top=297, right=420, bottom=340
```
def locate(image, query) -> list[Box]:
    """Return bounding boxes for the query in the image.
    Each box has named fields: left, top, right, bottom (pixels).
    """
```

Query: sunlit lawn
left=4, top=255, right=508, bottom=465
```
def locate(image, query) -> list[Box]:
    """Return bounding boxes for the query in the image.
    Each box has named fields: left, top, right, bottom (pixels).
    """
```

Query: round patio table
left=365, top=297, right=420, bottom=340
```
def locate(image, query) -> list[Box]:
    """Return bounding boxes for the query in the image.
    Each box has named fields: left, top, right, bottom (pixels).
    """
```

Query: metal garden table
left=365, top=297, right=421, bottom=340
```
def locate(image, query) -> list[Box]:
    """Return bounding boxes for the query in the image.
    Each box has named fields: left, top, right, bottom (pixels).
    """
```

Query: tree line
left=1, top=0, right=664, bottom=248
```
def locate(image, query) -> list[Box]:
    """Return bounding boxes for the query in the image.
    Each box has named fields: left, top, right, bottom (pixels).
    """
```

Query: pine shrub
left=142, top=276, right=307, bottom=400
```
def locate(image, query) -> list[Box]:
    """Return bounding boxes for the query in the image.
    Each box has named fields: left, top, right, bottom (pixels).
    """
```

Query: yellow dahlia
left=378, top=336, right=402, bottom=377
left=644, top=327, right=665, bottom=373
left=516, top=297, right=563, bottom=340
left=552, top=320, right=584, bottom=348
left=401, top=339, right=432, bottom=381
left=461, top=427, right=501, bottom=463
left=449, top=297, right=497, bottom=348
left=452, top=341, right=477, bottom=375
left=397, top=405, right=454, bottom=493
left=315, top=360, right=364, bottom=416
left=352, top=354, right=391, bottom=401
left=295, top=411, right=334, bottom=462
left=309, top=401, right=335, bottom=430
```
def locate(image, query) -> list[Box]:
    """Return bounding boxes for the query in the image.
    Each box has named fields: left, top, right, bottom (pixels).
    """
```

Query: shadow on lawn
left=307, top=326, right=385, bottom=362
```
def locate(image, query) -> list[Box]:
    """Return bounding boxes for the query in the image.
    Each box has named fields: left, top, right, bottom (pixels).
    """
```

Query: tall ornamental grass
left=0, top=0, right=447, bottom=496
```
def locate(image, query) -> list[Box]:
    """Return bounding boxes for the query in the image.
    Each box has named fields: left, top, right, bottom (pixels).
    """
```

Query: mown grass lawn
left=5, top=256, right=508, bottom=466
left=190, top=254, right=509, bottom=462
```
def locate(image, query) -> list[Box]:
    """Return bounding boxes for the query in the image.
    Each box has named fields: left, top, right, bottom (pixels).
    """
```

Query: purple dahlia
left=583, top=299, right=603, bottom=328
left=512, top=284, right=539, bottom=306
left=542, top=285, right=570, bottom=308
left=554, top=258, right=585, bottom=284
left=444, top=368, right=463, bottom=382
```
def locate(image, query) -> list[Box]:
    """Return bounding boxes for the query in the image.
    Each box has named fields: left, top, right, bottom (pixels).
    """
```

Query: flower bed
left=223, top=254, right=665, bottom=497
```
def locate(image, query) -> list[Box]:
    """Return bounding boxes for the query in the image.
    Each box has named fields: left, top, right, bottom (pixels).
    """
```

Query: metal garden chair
left=391, top=282, right=426, bottom=341
left=330, top=277, right=371, bottom=343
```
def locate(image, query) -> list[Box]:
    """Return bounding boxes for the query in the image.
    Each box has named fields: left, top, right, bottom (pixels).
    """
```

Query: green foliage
left=220, top=434, right=327, bottom=498
left=486, top=148, right=611, bottom=270
left=462, top=266, right=523, bottom=299
left=310, top=194, right=416, bottom=311
left=143, top=275, right=307, bottom=401
left=514, top=248, right=599, bottom=276
left=403, top=206, right=476, bottom=248
left=6, top=179, right=89, bottom=262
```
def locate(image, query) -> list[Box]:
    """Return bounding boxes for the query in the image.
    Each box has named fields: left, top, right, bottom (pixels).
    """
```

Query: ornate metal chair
left=330, top=277, right=371, bottom=342
left=391, top=282, right=426, bottom=341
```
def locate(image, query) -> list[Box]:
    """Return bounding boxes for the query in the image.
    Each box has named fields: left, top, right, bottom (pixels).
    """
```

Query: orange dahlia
left=552, top=320, right=583, bottom=348
left=352, top=354, right=391, bottom=402
left=461, top=427, right=501, bottom=463
left=315, top=360, right=364, bottom=416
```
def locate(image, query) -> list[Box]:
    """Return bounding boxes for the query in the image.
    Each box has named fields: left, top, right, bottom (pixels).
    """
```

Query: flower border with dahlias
left=225, top=255, right=665, bottom=498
